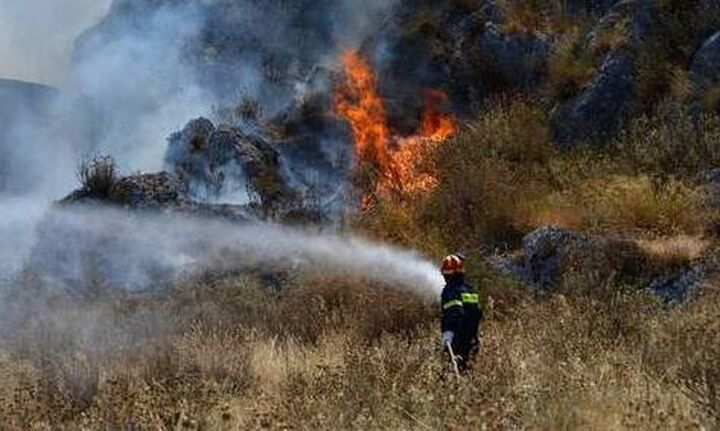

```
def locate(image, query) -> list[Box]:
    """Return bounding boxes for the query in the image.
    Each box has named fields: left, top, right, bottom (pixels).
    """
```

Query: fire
left=334, top=51, right=457, bottom=207
left=334, top=51, right=392, bottom=174
left=419, top=90, right=456, bottom=142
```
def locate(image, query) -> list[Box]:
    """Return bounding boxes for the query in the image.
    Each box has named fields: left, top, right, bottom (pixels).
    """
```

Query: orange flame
left=334, top=51, right=392, bottom=174
left=419, top=89, right=456, bottom=141
left=334, top=51, right=456, bottom=208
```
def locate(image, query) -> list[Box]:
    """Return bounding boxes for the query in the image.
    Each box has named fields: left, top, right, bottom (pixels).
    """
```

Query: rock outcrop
left=690, top=32, right=720, bottom=110
left=551, top=0, right=655, bottom=146
left=478, top=22, right=550, bottom=89
left=491, top=225, right=714, bottom=301
left=166, top=118, right=296, bottom=208
left=492, top=226, right=645, bottom=288
left=378, top=0, right=550, bottom=129
left=60, top=170, right=254, bottom=222
left=552, top=51, right=635, bottom=146
left=649, top=265, right=707, bottom=303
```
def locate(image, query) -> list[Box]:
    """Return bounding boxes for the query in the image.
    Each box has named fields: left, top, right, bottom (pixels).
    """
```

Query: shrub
left=615, top=103, right=720, bottom=179
left=548, top=26, right=597, bottom=100
left=579, top=175, right=705, bottom=235
left=76, top=156, right=118, bottom=199
left=422, top=99, right=554, bottom=249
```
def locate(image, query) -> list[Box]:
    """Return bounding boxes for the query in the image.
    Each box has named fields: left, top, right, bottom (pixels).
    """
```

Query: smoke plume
left=0, top=0, right=112, bottom=85
left=30, top=206, right=444, bottom=296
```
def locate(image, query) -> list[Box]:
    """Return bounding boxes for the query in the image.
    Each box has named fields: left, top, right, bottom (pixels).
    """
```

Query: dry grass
left=362, top=98, right=717, bottom=253
left=498, top=0, right=582, bottom=36
left=637, top=235, right=711, bottom=269
left=530, top=175, right=706, bottom=236
left=1, top=271, right=718, bottom=429
left=548, top=27, right=597, bottom=100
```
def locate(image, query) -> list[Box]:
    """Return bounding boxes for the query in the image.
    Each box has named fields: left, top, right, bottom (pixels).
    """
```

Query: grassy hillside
left=1, top=269, right=718, bottom=428
left=2, top=97, right=720, bottom=429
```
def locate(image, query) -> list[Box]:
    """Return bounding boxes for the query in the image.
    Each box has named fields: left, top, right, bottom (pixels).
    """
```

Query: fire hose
left=445, top=341, right=461, bottom=377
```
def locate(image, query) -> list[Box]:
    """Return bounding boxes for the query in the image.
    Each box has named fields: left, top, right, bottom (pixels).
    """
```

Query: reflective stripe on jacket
left=441, top=281, right=482, bottom=343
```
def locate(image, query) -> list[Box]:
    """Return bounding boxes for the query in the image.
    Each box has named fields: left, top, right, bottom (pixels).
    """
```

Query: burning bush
left=335, top=51, right=457, bottom=210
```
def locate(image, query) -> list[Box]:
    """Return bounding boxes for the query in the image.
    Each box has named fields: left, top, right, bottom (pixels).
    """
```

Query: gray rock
left=703, top=167, right=720, bottom=208
left=59, top=169, right=254, bottom=221
left=552, top=0, right=657, bottom=146
left=379, top=0, right=551, bottom=123
left=166, top=118, right=294, bottom=207
left=520, top=226, right=590, bottom=287
left=478, top=22, right=550, bottom=89
left=491, top=226, right=646, bottom=288
left=477, top=0, right=503, bottom=24
left=690, top=32, right=720, bottom=107
left=110, top=172, right=189, bottom=209
left=492, top=225, right=714, bottom=302
left=649, top=265, right=706, bottom=303
left=552, top=51, right=635, bottom=146
left=590, top=0, right=654, bottom=45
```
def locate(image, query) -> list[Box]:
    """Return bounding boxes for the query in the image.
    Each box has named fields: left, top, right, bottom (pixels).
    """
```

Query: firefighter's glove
left=441, top=331, right=454, bottom=347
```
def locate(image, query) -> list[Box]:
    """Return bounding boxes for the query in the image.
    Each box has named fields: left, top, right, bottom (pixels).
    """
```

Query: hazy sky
left=0, top=0, right=112, bottom=85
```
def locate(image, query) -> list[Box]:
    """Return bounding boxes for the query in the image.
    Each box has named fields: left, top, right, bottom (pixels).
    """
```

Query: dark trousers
left=451, top=335, right=479, bottom=371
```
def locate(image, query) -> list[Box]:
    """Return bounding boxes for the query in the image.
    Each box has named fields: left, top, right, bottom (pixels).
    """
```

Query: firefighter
left=440, top=253, right=482, bottom=372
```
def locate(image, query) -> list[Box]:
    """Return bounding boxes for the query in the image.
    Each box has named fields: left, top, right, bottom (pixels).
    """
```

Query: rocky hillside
left=3, top=1, right=720, bottom=429
left=74, top=0, right=720, bottom=144
left=60, top=1, right=720, bottom=215
left=52, top=0, right=720, bottom=296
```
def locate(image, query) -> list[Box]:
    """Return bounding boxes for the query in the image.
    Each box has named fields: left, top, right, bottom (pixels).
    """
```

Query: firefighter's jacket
left=441, top=276, right=481, bottom=353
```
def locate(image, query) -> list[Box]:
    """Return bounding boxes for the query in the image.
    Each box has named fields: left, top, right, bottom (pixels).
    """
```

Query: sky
left=0, top=0, right=112, bottom=85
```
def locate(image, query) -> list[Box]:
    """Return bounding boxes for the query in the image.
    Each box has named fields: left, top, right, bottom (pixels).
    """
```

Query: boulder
left=492, top=225, right=715, bottom=302
left=166, top=118, right=295, bottom=207
left=552, top=51, right=635, bottom=146
left=690, top=32, right=720, bottom=109
left=109, top=172, right=190, bottom=208
left=491, top=226, right=645, bottom=288
left=551, top=0, right=657, bottom=146
left=266, top=92, right=353, bottom=214
left=477, top=22, right=550, bottom=89
left=703, top=168, right=720, bottom=208
left=60, top=171, right=187, bottom=208
left=649, top=265, right=706, bottom=303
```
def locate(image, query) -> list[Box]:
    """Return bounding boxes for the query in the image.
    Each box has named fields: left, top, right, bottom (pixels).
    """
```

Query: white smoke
left=0, top=0, right=112, bottom=85
left=31, top=206, right=444, bottom=296
left=1, top=0, right=401, bottom=195
left=0, top=197, right=48, bottom=280
left=71, top=2, right=212, bottom=173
